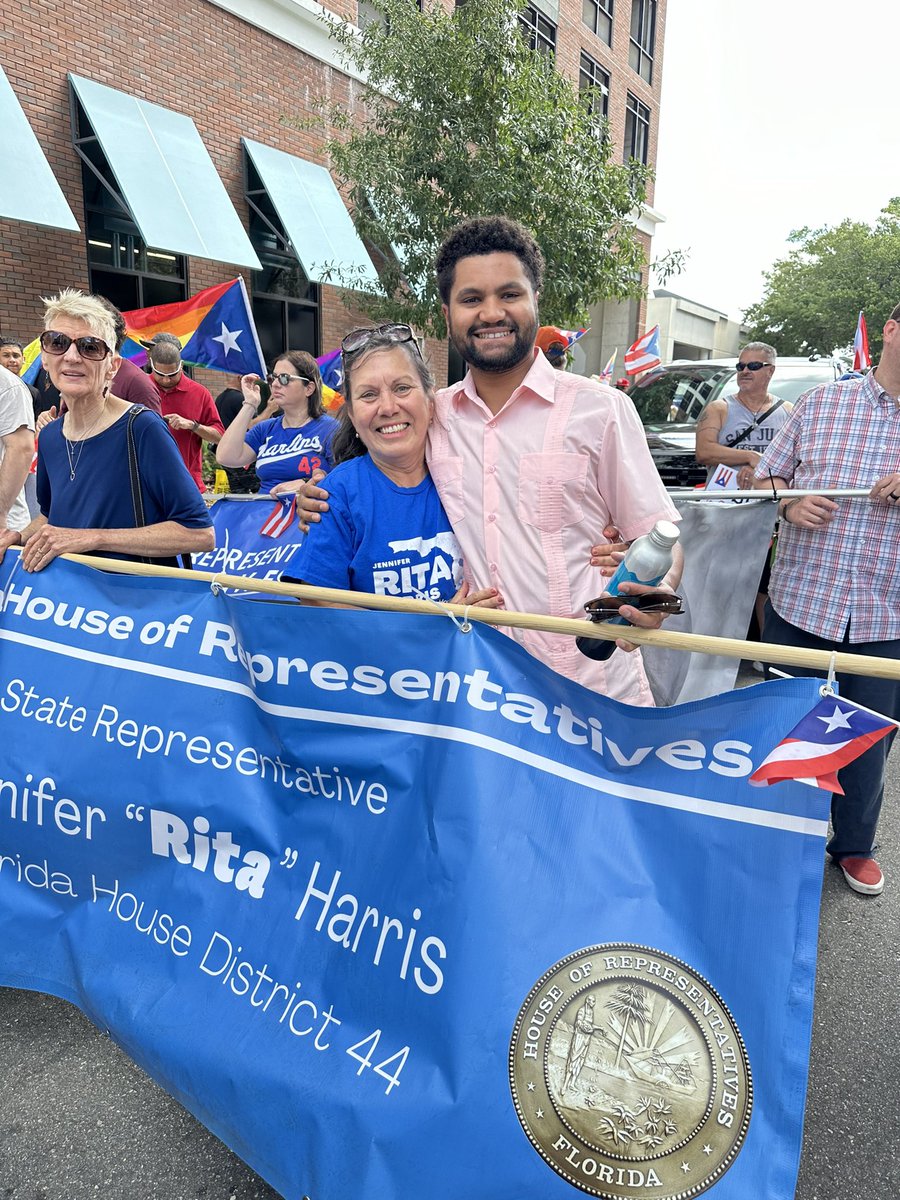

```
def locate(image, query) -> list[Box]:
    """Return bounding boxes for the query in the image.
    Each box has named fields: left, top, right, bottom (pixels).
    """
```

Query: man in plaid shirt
left=754, top=305, right=900, bottom=896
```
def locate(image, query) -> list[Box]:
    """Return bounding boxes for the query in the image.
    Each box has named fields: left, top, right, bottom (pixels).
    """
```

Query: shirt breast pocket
left=428, top=456, right=466, bottom=527
left=517, top=452, right=589, bottom=532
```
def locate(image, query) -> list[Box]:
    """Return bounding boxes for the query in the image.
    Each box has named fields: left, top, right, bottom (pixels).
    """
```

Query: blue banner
left=192, top=496, right=304, bottom=592
left=0, top=554, right=828, bottom=1200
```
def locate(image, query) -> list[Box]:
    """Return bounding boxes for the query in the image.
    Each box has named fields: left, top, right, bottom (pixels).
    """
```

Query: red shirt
left=155, top=375, right=224, bottom=491
left=114, top=358, right=161, bottom=413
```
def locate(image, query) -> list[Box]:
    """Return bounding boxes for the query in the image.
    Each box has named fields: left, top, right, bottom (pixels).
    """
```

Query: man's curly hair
left=435, top=216, right=544, bottom=304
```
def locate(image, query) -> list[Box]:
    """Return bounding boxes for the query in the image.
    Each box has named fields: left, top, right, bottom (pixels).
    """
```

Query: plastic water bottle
left=577, top=520, right=680, bottom=662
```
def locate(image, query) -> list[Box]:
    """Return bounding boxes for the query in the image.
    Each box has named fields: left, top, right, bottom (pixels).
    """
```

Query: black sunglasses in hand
left=584, top=591, right=683, bottom=621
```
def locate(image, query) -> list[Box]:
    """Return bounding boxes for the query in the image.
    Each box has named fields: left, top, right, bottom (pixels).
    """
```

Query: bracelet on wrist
left=780, top=498, right=801, bottom=523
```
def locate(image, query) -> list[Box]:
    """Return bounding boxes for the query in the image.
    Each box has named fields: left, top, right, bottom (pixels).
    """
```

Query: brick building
left=0, top=0, right=666, bottom=385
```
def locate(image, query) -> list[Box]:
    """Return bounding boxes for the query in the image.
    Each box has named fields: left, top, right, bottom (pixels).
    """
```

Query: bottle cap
left=651, top=520, right=680, bottom=546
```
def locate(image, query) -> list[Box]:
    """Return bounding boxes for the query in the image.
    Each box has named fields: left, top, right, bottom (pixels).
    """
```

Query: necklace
left=63, top=401, right=108, bottom=481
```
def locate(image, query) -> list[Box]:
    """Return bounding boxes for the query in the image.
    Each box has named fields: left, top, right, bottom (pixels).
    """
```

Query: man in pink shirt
left=428, top=216, right=680, bottom=704
left=302, top=216, right=681, bottom=703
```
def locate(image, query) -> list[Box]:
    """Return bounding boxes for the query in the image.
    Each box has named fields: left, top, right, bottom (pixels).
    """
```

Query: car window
left=629, top=368, right=733, bottom=424
left=768, top=365, right=838, bottom=405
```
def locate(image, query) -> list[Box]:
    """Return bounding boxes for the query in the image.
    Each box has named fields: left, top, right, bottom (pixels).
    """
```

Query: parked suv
left=630, top=357, right=845, bottom=487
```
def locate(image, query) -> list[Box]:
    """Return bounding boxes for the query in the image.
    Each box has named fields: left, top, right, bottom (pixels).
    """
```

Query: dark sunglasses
left=266, top=371, right=311, bottom=387
left=584, top=591, right=683, bottom=621
left=40, top=330, right=111, bottom=361
left=735, top=361, right=772, bottom=372
left=341, top=323, right=421, bottom=357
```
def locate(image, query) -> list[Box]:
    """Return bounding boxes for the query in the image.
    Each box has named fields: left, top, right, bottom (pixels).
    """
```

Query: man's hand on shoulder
left=297, top=469, right=330, bottom=534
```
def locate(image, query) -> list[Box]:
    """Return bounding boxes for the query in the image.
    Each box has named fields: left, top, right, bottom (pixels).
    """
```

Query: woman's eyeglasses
left=584, top=592, right=683, bottom=620
left=267, top=372, right=311, bottom=387
left=735, top=361, right=772, bottom=372
left=40, top=331, right=111, bottom=361
left=341, top=323, right=421, bottom=357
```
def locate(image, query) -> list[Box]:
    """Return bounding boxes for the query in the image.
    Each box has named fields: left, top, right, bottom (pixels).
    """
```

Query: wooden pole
left=16, top=550, right=892, bottom=683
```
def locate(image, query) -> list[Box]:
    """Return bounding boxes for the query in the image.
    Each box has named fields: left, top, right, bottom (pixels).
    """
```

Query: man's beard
left=450, top=315, right=538, bottom=373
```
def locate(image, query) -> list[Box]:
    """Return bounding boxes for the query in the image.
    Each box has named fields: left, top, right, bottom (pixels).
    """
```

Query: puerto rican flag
left=599, top=347, right=617, bottom=381
left=259, top=496, right=298, bottom=539
left=852, top=310, right=871, bottom=371
left=624, top=325, right=661, bottom=375
left=750, top=695, right=896, bottom=793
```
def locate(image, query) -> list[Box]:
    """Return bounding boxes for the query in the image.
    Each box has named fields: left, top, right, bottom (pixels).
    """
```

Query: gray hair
left=42, top=288, right=117, bottom=352
left=740, top=341, right=777, bottom=364
left=149, top=338, right=182, bottom=367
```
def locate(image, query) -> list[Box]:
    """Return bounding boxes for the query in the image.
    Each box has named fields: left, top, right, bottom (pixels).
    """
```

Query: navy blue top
left=244, top=414, right=338, bottom=491
left=294, top=454, right=463, bottom=601
left=37, top=408, right=212, bottom=560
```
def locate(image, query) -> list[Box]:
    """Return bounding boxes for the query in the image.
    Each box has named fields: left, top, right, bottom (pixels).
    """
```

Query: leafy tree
left=745, top=200, right=900, bottom=360
left=314, top=0, right=679, bottom=336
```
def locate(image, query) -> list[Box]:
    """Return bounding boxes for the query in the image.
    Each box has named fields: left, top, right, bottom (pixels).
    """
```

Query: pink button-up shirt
left=428, top=352, right=679, bottom=704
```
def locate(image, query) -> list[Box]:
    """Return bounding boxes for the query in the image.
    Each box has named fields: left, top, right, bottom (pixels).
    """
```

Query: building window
left=629, top=0, right=656, bottom=83
left=579, top=51, right=610, bottom=134
left=245, top=158, right=320, bottom=363
left=519, top=5, right=557, bottom=57
left=74, top=100, right=187, bottom=310
left=582, top=0, right=613, bottom=46
left=624, top=92, right=650, bottom=164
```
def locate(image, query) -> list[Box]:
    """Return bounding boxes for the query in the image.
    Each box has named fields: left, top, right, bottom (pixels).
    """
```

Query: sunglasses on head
left=267, top=372, right=311, bottom=387
left=735, top=360, right=772, bottom=372
left=341, top=323, right=421, bottom=357
left=584, top=591, right=684, bottom=621
left=40, top=330, right=111, bottom=361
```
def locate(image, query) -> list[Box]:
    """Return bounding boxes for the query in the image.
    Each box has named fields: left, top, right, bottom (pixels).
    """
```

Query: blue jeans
left=763, top=601, right=900, bottom=861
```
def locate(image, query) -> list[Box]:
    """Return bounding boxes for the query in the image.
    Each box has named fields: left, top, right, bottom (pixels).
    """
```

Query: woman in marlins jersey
left=293, top=325, right=500, bottom=609
left=216, top=350, right=337, bottom=495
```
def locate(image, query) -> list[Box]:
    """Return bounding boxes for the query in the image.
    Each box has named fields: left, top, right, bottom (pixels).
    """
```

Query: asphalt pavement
left=1, top=754, right=899, bottom=1200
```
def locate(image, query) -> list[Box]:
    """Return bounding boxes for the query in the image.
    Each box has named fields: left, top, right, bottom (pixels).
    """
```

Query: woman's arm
left=19, top=521, right=214, bottom=572
left=216, top=376, right=264, bottom=468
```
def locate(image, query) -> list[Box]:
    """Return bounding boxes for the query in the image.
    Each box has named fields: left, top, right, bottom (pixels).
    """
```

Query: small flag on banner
left=260, top=496, right=298, bottom=539
left=852, top=311, right=871, bottom=371
left=599, top=348, right=617, bottom=381
left=750, top=695, right=896, bottom=792
left=624, top=325, right=661, bottom=375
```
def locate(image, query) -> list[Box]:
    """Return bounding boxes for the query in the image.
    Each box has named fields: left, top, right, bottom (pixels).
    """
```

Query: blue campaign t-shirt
left=295, top=454, right=463, bottom=601
left=244, top=414, right=338, bottom=491
left=36, top=408, right=212, bottom=557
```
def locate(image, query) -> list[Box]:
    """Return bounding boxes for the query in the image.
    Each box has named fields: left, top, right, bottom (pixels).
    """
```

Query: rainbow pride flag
left=316, top=347, right=344, bottom=412
left=23, top=278, right=265, bottom=383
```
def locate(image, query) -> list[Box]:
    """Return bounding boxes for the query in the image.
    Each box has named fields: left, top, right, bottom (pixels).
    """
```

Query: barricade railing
left=24, top=549, right=898, bottom=683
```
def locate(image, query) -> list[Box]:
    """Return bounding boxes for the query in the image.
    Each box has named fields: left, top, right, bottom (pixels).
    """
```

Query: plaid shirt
left=755, top=371, right=900, bottom=642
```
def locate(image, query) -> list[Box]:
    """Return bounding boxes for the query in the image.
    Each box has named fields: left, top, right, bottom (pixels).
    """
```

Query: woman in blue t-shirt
left=216, top=350, right=338, bottom=495
left=294, top=326, right=500, bottom=608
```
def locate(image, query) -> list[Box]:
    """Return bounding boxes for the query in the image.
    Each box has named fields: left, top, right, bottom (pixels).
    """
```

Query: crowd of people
left=1, top=214, right=898, bottom=897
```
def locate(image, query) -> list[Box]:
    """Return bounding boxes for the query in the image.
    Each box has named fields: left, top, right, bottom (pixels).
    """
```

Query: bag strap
left=126, top=405, right=146, bottom=529
left=723, top=398, right=786, bottom=448
left=126, top=405, right=192, bottom=570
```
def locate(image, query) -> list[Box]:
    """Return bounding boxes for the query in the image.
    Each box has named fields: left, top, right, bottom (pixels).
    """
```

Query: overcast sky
left=650, top=0, right=898, bottom=320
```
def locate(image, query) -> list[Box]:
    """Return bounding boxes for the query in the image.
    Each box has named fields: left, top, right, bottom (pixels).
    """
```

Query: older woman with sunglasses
left=0, top=290, right=213, bottom=572
left=216, top=351, right=338, bottom=496
left=293, top=325, right=500, bottom=609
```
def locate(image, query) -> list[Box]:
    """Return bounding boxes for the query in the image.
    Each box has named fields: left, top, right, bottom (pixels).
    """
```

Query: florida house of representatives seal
left=509, top=944, right=752, bottom=1198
